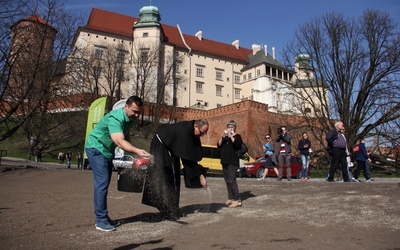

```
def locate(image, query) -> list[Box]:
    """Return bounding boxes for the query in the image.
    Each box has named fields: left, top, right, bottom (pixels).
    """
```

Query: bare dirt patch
left=0, top=165, right=399, bottom=249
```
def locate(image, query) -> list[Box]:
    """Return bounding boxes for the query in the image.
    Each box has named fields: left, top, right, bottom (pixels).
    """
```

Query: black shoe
left=277, top=178, right=282, bottom=181
left=287, top=178, right=291, bottom=181
left=327, top=179, right=335, bottom=182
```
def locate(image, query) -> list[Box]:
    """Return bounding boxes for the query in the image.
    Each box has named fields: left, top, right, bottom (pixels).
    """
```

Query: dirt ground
left=0, top=157, right=399, bottom=250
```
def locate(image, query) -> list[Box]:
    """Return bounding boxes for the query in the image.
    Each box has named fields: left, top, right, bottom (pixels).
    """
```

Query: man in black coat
left=326, top=121, right=349, bottom=182
left=142, top=119, right=209, bottom=220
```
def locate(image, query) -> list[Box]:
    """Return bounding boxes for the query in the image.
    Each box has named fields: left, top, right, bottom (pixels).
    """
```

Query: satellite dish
left=113, top=99, right=127, bottom=110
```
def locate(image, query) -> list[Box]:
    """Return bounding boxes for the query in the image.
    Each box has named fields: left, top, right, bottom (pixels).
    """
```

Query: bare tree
left=282, top=10, right=400, bottom=167
left=128, top=41, right=186, bottom=126
left=0, top=0, right=83, bottom=151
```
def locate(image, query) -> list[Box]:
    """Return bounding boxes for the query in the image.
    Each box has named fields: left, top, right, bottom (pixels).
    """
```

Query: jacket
left=218, top=134, right=243, bottom=166
left=355, top=143, right=368, bottom=162
left=276, top=133, right=292, bottom=155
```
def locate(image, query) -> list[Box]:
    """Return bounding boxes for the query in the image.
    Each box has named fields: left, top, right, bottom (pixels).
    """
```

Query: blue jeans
left=365, top=161, right=371, bottom=179
left=300, top=154, right=310, bottom=178
left=85, top=148, right=113, bottom=223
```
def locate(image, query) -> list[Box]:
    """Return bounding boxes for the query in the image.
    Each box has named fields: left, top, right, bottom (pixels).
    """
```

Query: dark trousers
left=328, top=148, right=349, bottom=181
left=222, top=164, right=240, bottom=200
left=354, top=160, right=368, bottom=180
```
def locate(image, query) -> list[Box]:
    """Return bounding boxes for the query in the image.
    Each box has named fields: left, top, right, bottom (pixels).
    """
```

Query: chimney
left=232, top=39, right=239, bottom=49
left=252, top=44, right=261, bottom=55
left=264, top=44, right=268, bottom=56
left=195, top=31, right=202, bottom=41
left=272, top=47, right=275, bottom=59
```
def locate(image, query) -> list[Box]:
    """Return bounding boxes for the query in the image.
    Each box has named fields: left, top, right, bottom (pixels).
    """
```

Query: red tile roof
left=82, top=8, right=252, bottom=63
left=12, top=15, right=57, bottom=33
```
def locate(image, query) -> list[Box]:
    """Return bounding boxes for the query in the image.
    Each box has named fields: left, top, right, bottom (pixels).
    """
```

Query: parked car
left=244, top=156, right=308, bottom=179
left=199, top=145, right=255, bottom=175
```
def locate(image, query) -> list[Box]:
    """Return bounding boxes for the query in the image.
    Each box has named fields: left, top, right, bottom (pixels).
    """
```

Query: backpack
left=353, top=145, right=359, bottom=155
left=236, top=143, right=249, bottom=159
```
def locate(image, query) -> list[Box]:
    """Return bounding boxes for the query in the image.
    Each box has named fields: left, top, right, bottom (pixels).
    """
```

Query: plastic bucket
left=117, top=167, right=147, bottom=193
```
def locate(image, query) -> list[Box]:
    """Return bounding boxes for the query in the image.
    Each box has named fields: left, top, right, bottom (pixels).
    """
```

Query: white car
left=112, top=155, right=135, bottom=169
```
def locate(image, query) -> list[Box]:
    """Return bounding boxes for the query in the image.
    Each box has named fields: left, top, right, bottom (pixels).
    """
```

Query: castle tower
left=294, top=53, right=314, bottom=79
left=8, top=15, right=57, bottom=95
left=131, top=4, right=165, bottom=103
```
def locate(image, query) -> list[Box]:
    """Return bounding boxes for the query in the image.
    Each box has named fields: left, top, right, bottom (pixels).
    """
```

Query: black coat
left=142, top=120, right=205, bottom=218
left=326, top=128, right=339, bottom=152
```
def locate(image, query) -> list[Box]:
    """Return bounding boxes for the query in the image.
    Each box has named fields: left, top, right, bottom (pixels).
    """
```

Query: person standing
left=258, top=134, right=279, bottom=180
left=142, top=119, right=209, bottom=220
left=353, top=138, right=372, bottom=182
left=66, top=151, right=72, bottom=168
left=276, top=126, right=293, bottom=181
left=76, top=151, right=83, bottom=169
left=217, top=120, right=243, bottom=208
left=58, top=152, right=64, bottom=164
left=326, top=121, right=350, bottom=182
left=85, top=96, right=151, bottom=232
left=298, top=132, right=311, bottom=182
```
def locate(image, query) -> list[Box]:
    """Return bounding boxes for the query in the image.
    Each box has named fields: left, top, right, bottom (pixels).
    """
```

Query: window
left=117, top=50, right=126, bottom=63
left=216, top=70, right=223, bottom=81
left=196, top=81, right=203, bottom=93
left=216, top=85, right=223, bottom=96
left=257, top=69, right=261, bottom=76
left=217, top=104, right=222, bottom=108
left=196, top=66, right=204, bottom=77
left=234, top=74, right=241, bottom=83
left=176, top=63, right=181, bottom=73
left=248, top=73, right=252, bottom=79
left=243, top=75, right=247, bottom=81
left=234, top=89, right=241, bottom=99
left=140, top=48, right=149, bottom=64
left=143, top=32, right=148, bottom=37
left=94, top=48, right=104, bottom=60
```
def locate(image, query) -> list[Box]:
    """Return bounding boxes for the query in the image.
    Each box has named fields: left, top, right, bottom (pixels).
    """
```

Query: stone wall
left=146, top=100, right=323, bottom=158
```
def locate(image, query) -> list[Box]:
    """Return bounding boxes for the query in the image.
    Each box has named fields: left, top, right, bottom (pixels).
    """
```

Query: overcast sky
left=65, top=0, right=400, bottom=61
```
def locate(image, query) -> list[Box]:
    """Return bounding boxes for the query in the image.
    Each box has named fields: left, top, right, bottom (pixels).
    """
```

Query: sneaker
left=351, top=178, right=360, bottom=182
left=366, top=179, right=374, bottom=183
left=228, top=200, right=242, bottom=208
left=108, top=219, right=120, bottom=227
left=257, top=178, right=264, bottom=181
left=95, top=221, right=115, bottom=232
left=225, top=199, right=233, bottom=206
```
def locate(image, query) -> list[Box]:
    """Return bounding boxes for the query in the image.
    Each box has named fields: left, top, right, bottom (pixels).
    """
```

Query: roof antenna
left=150, top=0, right=152, bottom=6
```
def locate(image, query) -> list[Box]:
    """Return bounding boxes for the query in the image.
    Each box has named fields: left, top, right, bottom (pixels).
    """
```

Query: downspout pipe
left=177, top=24, right=191, bottom=54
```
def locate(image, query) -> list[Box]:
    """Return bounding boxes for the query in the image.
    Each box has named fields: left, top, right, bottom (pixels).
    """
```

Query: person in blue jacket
left=353, top=138, right=372, bottom=182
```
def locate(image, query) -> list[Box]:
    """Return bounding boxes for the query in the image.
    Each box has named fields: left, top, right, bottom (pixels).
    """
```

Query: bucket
left=115, top=157, right=150, bottom=193
left=117, top=167, right=147, bottom=193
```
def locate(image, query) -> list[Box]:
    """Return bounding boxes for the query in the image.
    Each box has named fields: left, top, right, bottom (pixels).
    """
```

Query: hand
left=136, top=149, right=151, bottom=159
left=199, top=174, right=207, bottom=188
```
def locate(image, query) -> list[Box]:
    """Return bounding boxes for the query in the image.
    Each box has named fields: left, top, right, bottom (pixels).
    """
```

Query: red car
left=244, top=156, right=308, bottom=179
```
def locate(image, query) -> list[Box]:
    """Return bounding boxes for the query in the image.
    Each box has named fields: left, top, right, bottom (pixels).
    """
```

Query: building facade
left=70, top=4, right=324, bottom=116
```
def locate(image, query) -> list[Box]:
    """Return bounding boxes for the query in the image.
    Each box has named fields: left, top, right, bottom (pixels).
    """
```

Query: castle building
left=8, top=15, right=57, bottom=95
left=70, top=4, right=324, bottom=115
